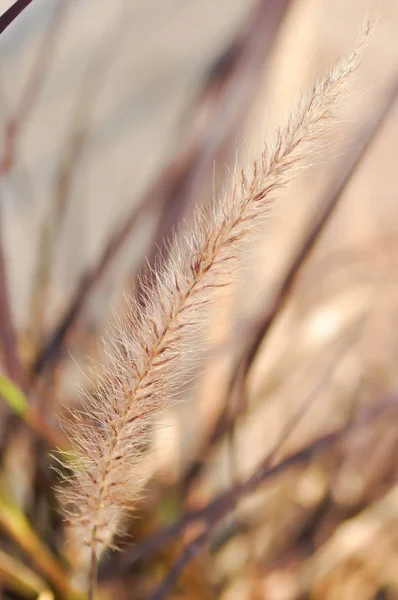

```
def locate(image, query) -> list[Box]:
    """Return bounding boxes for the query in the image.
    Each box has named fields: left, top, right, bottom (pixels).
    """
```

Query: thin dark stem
left=1, top=0, right=66, bottom=174
left=31, top=193, right=149, bottom=378
left=16, top=0, right=66, bottom=125
left=149, top=527, right=211, bottom=600
left=0, top=212, right=24, bottom=386
left=0, top=0, right=34, bottom=35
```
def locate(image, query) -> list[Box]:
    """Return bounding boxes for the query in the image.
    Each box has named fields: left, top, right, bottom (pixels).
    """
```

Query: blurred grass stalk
left=0, top=547, right=48, bottom=599
left=0, top=374, right=69, bottom=450
left=0, top=480, right=81, bottom=599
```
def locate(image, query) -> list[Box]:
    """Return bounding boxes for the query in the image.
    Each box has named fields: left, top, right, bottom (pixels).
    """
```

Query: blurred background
left=1, top=0, right=398, bottom=599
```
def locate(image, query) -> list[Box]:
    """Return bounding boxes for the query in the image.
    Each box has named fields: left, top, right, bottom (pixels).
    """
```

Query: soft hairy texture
left=60, top=36, right=366, bottom=564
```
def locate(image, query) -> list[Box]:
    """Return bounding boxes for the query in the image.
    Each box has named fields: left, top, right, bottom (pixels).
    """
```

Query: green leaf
left=0, top=374, right=27, bottom=415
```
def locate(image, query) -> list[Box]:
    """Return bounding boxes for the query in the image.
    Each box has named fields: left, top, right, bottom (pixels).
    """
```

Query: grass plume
left=58, top=32, right=367, bottom=587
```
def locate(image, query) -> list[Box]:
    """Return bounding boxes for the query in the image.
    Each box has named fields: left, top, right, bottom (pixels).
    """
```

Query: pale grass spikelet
left=60, top=35, right=366, bottom=571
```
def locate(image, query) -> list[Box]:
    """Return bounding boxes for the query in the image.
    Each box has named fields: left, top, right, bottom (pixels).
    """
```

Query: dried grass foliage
left=3, top=4, right=398, bottom=600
